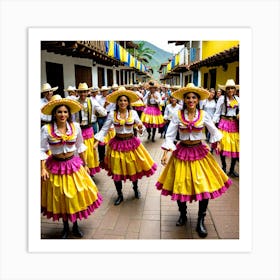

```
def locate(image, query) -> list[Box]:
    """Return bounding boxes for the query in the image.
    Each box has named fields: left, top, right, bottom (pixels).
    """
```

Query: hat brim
left=41, top=86, right=58, bottom=93
left=41, top=98, right=83, bottom=115
left=218, top=84, right=240, bottom=91
left=172, top=86, right=210, bottom=100
left=106, top=89, right=139, bottom=104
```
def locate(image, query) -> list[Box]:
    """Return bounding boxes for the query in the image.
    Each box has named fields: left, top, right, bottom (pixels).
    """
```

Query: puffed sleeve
left=161, top=113, right=179, bottom=151
left=204, top=112, right=222, bottom=143
left=74, top=122, right=87, bottom=153
left=40, top=125, right=50, bottom=160
left=94, top=111, right=114, bottom=142
left=212, top=95, right=225, bottom=123
left=132, top=109, right=141, bottom=124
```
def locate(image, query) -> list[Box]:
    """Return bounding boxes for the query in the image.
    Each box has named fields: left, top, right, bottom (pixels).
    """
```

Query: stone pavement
left=41, top=133, right=239, bottom=240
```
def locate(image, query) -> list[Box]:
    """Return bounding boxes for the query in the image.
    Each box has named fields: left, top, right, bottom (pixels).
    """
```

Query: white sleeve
left=212, top=95, right=225, bottom=123
left=204, top=112, right=223, bottom=143
left=161, top=113, right=179, bottom=151
left=94, top=111, right=114, bottom=142
left=40, top=125, right=50, bottom=160
left=92, top=99, right=107, bottom=117
left=74, top=122, right=87, bottom=153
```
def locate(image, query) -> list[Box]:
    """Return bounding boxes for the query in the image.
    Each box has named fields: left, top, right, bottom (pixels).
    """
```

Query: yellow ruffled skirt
left=156, top=143, right=232, bottom=202
left=41, top=155, right=102, bottom=222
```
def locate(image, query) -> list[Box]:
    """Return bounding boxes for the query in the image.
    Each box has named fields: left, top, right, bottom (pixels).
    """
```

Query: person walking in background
left=94, top=86, right=157, bottom=206
left=41, top=95, right=102, bottom=239
left=73, top=82, right=107, bottom=177
left=200, top=87, right=217, bottom=150
left=41, top=83, right=58, bottom=127
left=162, top=95, right=182, bottom=139
left=213, top=79, right=240, bottom=177
left=156, top=83, right=232, bottom=238
left=64, top=85, right=78, bottom=100
left=141, top=81, right=165, bottom=142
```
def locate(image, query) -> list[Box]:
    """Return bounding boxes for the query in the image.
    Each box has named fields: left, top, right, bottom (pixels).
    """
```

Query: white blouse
left=163, top=103, right=182, bottom=121
left=143, top=91, right=161, bottom=105
left=41, top=122, right=87, bottom=160
left=162, top=109, right=222, bottom=151
left=94, top=110, right=141, bottom=143
left=212, top=95, right=240, bottom=123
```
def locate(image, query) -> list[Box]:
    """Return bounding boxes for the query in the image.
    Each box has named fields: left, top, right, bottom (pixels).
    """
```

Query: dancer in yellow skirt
left=94, top=86, right=157, bottom=206
left=213, top=79, right=240, bottom=177
left=73, top=83, right=107, bottom=176
left=141, top=81, right=165, bottom=142
left=156, top=83, right=232, bottom=238
left=41, top=95, right=102, bottom=238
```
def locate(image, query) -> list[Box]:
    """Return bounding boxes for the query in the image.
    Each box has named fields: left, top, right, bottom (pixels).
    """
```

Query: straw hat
left=170, top=85, right=181, bottom=91
left=41, top=94, right=83, bottom=115
left=75, top=82, right=91, bottom=92
left=148, top=80, right=159, bottom=88
left=172, top=83, right=210, bottom=101
left=111, top=83, right=119, bottom=90
left=41, top=83, right=58, bottom=93
left=106, top=86, right=139, bottom=104
left=64, top=85, right=76, bottom=92
left=91, top=87, right=100, bottom=92
left=218, top=79, right=239, bottom=91
left=100, top=85, right=111, bottom=92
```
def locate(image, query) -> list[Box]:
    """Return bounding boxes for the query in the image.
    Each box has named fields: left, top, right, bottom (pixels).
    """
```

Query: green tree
left=128, top=41, right=156, bottom=64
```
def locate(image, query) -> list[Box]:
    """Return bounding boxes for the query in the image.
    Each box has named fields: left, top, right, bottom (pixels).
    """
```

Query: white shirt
left=41, top=122, right=87, bottom=160
left=73, top=97, right=107, bottom=125
left=96, top=95, right=116, bottom=113
left=143, top=91, right=161, bottom=105
left=199, top=99, right=217, bottom=118
left=162, top=109, right=222, bottom=151
left=40, top=97, right=52, bottom=122
left=94, top=110, right=141, bottom=143
left=163, top=103, right=182, bottom=121
left=212, top=95, right=240, bottom=123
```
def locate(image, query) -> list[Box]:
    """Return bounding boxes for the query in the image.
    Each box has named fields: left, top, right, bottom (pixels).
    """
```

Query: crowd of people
left=40, top=78, right=239, bottom=239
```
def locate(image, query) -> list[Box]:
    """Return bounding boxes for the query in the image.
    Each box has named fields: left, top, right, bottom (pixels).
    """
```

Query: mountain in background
left=134, top=41, right=173, bottom=80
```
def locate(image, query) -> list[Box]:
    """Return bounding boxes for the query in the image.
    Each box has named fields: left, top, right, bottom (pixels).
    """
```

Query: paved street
left=41, top=132, right=239, bottom=240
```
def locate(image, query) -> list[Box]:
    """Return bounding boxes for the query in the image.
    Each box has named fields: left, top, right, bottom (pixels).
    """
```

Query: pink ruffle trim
left=218, top=118, right=239, bottom=132
left=142, top=122, right=165, bottom=128
left=81, top=127, right=94, bottom=140
left=109, top=136, right=141, bottom=151
left=90, top=166, right=101, bottom=176
left=221, top=151, right=239, bottom=158
left=105, top=163, right=157, bottom=182
left=133, top=106, right=145, bottom=111
left=155, top=179, right=232, bottom=202
left=144, top=106, right=162, bottom=115
left=46, top=156, right=83, bottom=175
left=41, top=193, right=103, bottom=222
left=173, top=142, right=208, bottom=161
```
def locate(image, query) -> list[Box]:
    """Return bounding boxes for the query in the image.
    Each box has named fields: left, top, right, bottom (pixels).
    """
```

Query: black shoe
left=114, top=195, right=124, bottom=206
left=151, top=138, right=155, bottom=142
left=61, top=221, right=69, bottom=239
left=61, top=229, right=69, bottom=239
left=176, top=215, right=187, bottom=226
left=72, top=224, right=84, bottom=238
left=228, top=171, right=239, bottom=177
left=196, top=217, right=208, bottom=238
left=133, top=187, right=141, bottom=199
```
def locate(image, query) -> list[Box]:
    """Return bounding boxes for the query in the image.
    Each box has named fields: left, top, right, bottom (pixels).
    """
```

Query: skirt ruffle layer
left=103, top=137, right=157, bottom=182
left=219, top=130, right=239, bottom=158
left=173, top=142, right=209, bottom=161
left=218, top=118, right=239, bottom=133
left=42, top=157, right=102, bottom=222
left=155, top=146, right=232, bottom=202
left=84, top=136, right=100, bottom=174
left=141, top=107, right=165, bottom=128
